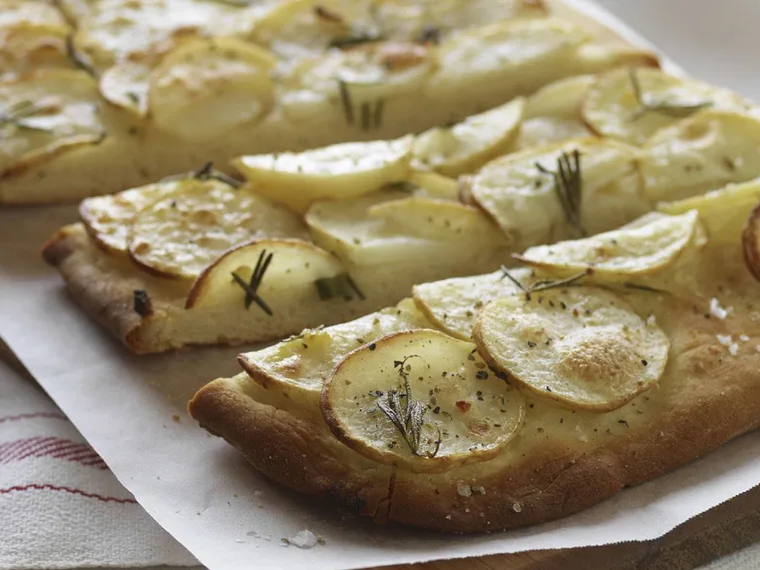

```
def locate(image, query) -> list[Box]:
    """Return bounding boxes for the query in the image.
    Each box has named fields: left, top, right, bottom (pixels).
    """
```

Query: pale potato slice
left=148, top=37, right=276, bottom=142
left=128, top=182, right=308, bottom=280
left=238, top=298, right=431, bottom=409
left=0, top=69, right=104, bottom=177
left=305, top=190, right=454, bottom=266
left=412, top=269, right=531, bottom=340
left=99, top=60, right=151, bottom=117
left=0, top=0, right=68, bottom=29
left=512, top=117, right=591, bottom=151
left=280, top=41, right=436, bottom=123
left=407, top=170, right=459, bottom=201
left=235, top=137, right=412, bottom=213
left=367, top=197, right=510, bottom=245
left=80, top=178, right=191, bottom=254
left=0, top=21, right=72, bottom=80
left=641, top=110, right=760, bottom=202
left=515, top=210, right=701, bottom=279
left=411, top=98, right=524, bottom=177
left=743, top=200, right=760, bottom=283
left=322, top=329, right=525, bottom=473
left=524, top=75, right=596, bottom=120
left=582, top=67, right=752, bottom=146
left=469, top=138, right=647, bottom=248
left=474, top=287, right=669, bottom=411
left=660, top=179, right=760, bottom=245
left=186, top=238, right=344, bottom=310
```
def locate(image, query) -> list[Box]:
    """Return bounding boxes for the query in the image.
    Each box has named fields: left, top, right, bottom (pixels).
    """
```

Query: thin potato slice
left=640, top=110, right=760, bottom=202
left=474, top=287, right=669, bottom=411
left=660, top=179, right=760, bottom=245
left=80, top=178, right=191, bottom=254
left=148, top=37, right=277, bottom=141
left=408, top=170, right=459, bottom=201
left=0, top=23, right=72, bottom=80
left=186, top=238, right=344, bottom=309
left=512, top=116, right=591, bottom=151
left=367, top=197, right=510, bottom=245
left=322, top=329, right=525, bottom=473
left=99, top=60, right=151, bottom=117
left=0, top=69, right=104, bottom=177
left=524, top=75, right=596, bottom=120
left=515, top=210, right=701, bottom=278
left=411, top=98, right=524, bottom=177
left=412, top=269, right=531, bottom=340
left=129, top=182, right=308, bottom=280
left=238, top=298, right=431, bottom=409
left=0, top=0, right=69, bottom=29
left=235, top=137, right=412, bottom=213
left=582, top=67, right=752, bottom=146
left=469, top=138, right=646, bottom=248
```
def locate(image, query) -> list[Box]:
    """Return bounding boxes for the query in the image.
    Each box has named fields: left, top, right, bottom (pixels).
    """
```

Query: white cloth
left=0, top=354, right=197, bottom=570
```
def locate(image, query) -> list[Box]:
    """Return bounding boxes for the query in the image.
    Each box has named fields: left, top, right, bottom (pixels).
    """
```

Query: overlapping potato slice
left=660, top=179, right=760, bottom=245
left=582, top=67, right=753, bottom=146
left=515, top=210, right=702, bottom=279
left=367, top=197, right=510, bottom=245
left=0, top=69, right=104, bottom=177
left=237, top=298, right=431, bottom=409
left=474, top=287, right=669, bottom=411
left=99, top=60, right=151, bottom=117
left=280, top=41, right=436, bottom=123
left=0, top=0, right=68, bottom=29
left=147, top=37, right=277, bottom=141
left=407, top=170, right=459, bottom=201
left=0, top=24, right=72, bottom=80
left=524, top=74, right=596, bottom=119
left=128, top=181, right=308, bottom=280
left=411, top=98, right=524, bottom=177
left=641, top=110, right=760, bottom=202
left=186, top=238, right=343, bottom=310
left=322, top=329, right=525, bottom=473
left=412, top=269, right=530, bottom=340
left=468, top=138, right=646, bottom=248
left=80, top=178, right=193, bottom=253
left=72, top=0, right=272, bottom=71
left=235, top=137, right=412, bottom=213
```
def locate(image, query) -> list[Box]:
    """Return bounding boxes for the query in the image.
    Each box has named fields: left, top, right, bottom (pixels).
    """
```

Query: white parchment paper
left=2, top=2, right=760, bottom=569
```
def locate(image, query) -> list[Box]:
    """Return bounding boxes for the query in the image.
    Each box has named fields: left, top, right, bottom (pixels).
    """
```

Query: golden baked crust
left=189, top=237, right=760, bottom=532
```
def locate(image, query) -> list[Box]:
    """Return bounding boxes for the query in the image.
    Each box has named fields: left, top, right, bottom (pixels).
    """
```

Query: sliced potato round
left=367, top=197, right=510, bottom=245
left=99, top=60, right=151, bottom=117
left=280, top=41, right=436, bottom=122
left=0, top=69, right=104, bottom=176
left=411, top=98, right=524, bottom=177
left=235, top=137, right=412, bottom=213
left=474, top=287, right=669, bottom=411
left=0, top=22, right=72, bottom=81
left=412, top=269, right=530, bottom=340
left=469, top=138, right=646, bottom=248
left=524, top=74, right=595, bottom=120
left=515, top=210, right=701, bottom=278
left=186, top=238, right=344, bottom=310
left=128, top=182, right=309, bottom=280
left=408, top=170, right=459, bottom=201
left=641, top=110, right=760, bottom=202
left=582, top=67, right=752, bottom=146
left=743, top=201, right=760, bottom=283
left=512, top=116, right=591, bottom=151
left=660, top=178, right=760, bottom=246
left=322, top=329, right=525, bottom=473
left=238, top=298, right=431, bottom=409
left=0, top=1, right=69, bottom=29
left=80, top=179, right=190, bottom=254
left=148, top=37, right=276, bottom=141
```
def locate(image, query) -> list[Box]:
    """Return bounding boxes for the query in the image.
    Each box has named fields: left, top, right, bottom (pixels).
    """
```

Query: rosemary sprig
left=0, top=100, right=56, bottom=133
left=315, top=274, right=365, bottom=301
left=335, top=79, right=385, bottom=129
left=536, top=149, right=586, bottom=237
left=161, top=162, right=243, bottom=188
left=337, top=79, right=355, bottom=125
left=231, top=249, right=274, bottom=316
left=628, top=67, right=712, bottom=121
left=376, top=356, right=440, bottom=457
left=501, top=266, right=593, bottom=301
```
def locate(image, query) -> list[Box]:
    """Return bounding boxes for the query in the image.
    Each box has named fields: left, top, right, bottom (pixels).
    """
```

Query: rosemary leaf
left=231, top=249, right=274, bottom=316
left=501, top=266, right=592, bottom=301
left=536, top=149, right=586, bottom=237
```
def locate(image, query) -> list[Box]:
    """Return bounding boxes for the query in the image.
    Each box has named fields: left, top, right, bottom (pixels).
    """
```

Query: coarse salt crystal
left=646, top=315, right=657, bottom=326
left=729, top=343, right=739, bottom=356
left=287, top=530, right=318, bottom=549
left=740, top=335, right=751, bottom=342
left=710, top=298, right=732, bottom=320
left=471, top=485, right=486, bottom=495
left=457, top=482, right=472, bottom=497
left=716, top=334, right=732, bottom=346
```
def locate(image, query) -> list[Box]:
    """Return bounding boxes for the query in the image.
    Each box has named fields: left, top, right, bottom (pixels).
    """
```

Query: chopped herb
left=314, top=274, right=365, bottom=301
left=376, top=356, right=440, bottom=457
left=192, top=161, right=243, bottom=188
left=475, top=370, right=489, bottom=380
left=536, top=149, right=586, bottom=237
left=329, top=33, right=385, bottom=49
left=418, top=25, right=441, bottom=45
left=66, top=35, right=98, bottom=78
left=501, top=266, right=593, bottom=301
left=624, top=282, right=669, bottom=294
left=628, top=67, right=712, bottom=120
left=314, top=5, right=345, bottom=24
left=133, top=289, right=152, bottom=317
left=337, top=79, right=355, bottom=125
left=231, top=249, right=274, bottom=316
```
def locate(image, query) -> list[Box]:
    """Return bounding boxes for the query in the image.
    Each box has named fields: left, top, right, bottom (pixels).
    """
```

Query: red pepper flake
left=456, top=400, right=472, bottom=412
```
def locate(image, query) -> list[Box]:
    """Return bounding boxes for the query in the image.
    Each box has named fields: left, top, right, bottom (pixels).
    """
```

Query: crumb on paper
left=716, top=334, right=732, bottom=346
left=710, top=298, right=733, bottom=320
left=729, top=343, right=739, bottom=356
left=471, top=485, right=486, bottom=495
left=512, top=502, right=522, bottom=513
left=740, top=334, right=750, bottom=342
left=283, top=530, right=319, bottom=549
left=172, top=414, right=181, bottom=422
left=456, top=481, right=472, bottom=497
